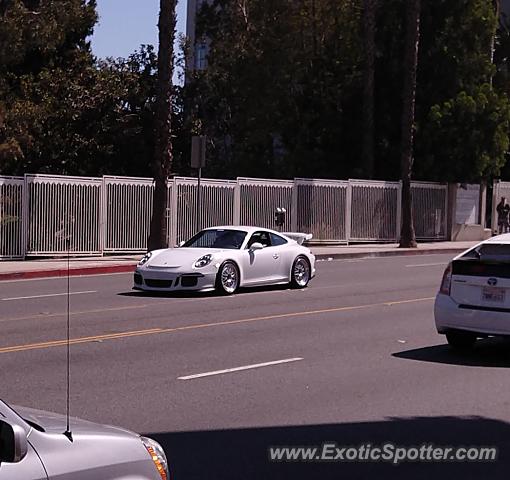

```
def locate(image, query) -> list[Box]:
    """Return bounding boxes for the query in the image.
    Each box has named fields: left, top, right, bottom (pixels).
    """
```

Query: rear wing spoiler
left=283, top=232, right=313, bottom=245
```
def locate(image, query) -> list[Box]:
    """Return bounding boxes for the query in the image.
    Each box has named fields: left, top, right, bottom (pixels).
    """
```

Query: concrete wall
left=447, top=183, right=491, bottom=241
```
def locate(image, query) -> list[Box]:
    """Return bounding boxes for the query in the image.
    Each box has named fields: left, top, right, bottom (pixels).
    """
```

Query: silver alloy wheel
left=293, top=257, right=310, bottom=287
left=220, top=262, right=238, bottom=293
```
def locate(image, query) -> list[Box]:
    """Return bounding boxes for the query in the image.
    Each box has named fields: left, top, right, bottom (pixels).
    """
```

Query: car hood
left=147, top=247, right=231, bottom=268
left=14, top=405, right=135, bottom=438
left=12, top=405, right=162, bottom=479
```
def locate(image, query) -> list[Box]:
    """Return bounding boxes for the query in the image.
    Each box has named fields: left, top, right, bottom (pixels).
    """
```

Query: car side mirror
left=249, top=242, right=264, bottom=251
left=0, top=420, right=28, bottom=464
left=177, top=241, right=185, bottom=248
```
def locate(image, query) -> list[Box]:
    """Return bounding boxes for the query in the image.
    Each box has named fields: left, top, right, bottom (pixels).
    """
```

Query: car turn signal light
left=141, top=436, right=169, bottom=480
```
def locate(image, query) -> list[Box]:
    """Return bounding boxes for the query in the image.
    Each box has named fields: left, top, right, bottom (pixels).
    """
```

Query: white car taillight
left=440, top=263, right=452, bottom=295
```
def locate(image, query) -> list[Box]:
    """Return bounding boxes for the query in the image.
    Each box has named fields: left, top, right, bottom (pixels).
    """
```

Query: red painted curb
left=0, top=264, right=136, bottom=281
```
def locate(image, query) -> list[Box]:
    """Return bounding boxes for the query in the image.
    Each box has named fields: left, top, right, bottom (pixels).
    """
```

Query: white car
left=435, top=233, right=510, bottom=349
left=134, top=226, right=316, bottom=294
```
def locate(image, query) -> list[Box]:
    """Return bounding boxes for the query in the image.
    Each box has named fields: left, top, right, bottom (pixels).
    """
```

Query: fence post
left=396, top=180, right=402, bottom=242
left=167, top=177, right=177, bottom=247
left=291, top=180, right=298, bottom=232
left=21, top=174, right=29, bottom=259
left=345, top=181, right=352, bottom=244
left=233, top=179, right=241, bottom=226
left=99, top=176, right=106, bottom=256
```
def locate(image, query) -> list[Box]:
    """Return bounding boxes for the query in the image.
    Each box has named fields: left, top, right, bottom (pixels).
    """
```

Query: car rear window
left=453, top=244, right=510, bottom=278
left=452, top=261, right=510, bottom=278
left=270, top=233, right=287, bottom=246
left=459, top=243, right=510, bottom=261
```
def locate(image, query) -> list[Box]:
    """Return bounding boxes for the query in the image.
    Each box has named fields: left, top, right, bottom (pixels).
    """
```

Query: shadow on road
left=393, top=338, right=510, bottom=368
left=146, top=416, right=510, bottom=480
left=116, top=284, right=293, bottom=299
left=117, top=290, right=217, bottom=299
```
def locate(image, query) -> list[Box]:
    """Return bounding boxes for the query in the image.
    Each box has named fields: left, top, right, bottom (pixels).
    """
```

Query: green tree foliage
left=414, top=0, right=510, bottom=181
left=495, top=9, right=510, bottom=95
left=0, top=0, right=96, bottom=173
left=2, top=46, right=162, bottom=176
left=191, top=0, right=363, bottom=179
left=0, top=0, right=183, bottom=178
left=190, top=0, right=510, bottom=182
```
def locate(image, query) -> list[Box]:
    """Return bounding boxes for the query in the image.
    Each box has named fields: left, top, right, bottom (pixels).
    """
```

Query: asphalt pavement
left=1, top=254, right=510, bottom=479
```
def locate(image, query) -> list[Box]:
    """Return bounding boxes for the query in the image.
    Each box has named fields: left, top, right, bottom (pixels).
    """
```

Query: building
left=186, top=0, right=209, bottom=71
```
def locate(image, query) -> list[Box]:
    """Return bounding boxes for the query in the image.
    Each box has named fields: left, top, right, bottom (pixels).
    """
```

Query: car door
left=242, top=231, right=282, bottom=284
left=269, top=232, right=293, bottom=280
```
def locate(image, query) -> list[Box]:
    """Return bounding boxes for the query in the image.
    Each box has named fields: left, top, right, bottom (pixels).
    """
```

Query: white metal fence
left=175, top=177, right=237, bottom=244
left=25, top=174, right=102, bottom=255
left=0, top=174, right=449, bottom=258
left=349, top=180, right=401, bottom=241
left=0, top=176, right=24, bottom=259
left=295, top=178, right=350, bottom=244
left=103, top=176, right=155, bottom=252
left=238, top=178, right=294, bottom=231
left=412, top=182, right=448, bottom=240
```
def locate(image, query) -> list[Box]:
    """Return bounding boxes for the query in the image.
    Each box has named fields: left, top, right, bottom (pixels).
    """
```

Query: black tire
left=216, top=261, right=240, bottom=295
left=290, top=256, right=311, bottom=289
left=446, top=331, right=477, bottom=351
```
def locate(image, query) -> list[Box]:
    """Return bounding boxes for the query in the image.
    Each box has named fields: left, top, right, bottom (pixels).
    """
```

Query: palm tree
left=399, top=0, right=421, bottom=248
left=362, top=0, right=377, bottom=179
left=148, top=0, right=177, bottom=251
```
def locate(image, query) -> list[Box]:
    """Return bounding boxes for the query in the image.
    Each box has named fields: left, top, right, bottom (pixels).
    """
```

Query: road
left=1, top=254, right=510, bottom=479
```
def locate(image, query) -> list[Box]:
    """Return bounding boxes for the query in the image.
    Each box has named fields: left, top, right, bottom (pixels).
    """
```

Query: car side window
left=270, top=233, right=288, bottom=246
left=247, top=231, right=271, bottom=248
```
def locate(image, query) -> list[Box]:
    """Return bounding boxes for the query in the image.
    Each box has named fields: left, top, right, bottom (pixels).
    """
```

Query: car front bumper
left=133, top=267, right=218, bottom=292
left=435, top=293, right=510, bottom=336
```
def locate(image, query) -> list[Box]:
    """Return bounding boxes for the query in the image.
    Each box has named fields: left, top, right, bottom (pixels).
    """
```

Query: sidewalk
left=0, top=241, right=476, bottom=281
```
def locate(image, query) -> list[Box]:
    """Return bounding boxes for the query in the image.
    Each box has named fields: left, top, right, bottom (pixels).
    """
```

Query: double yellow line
left=0, top=296, right=434, bottom=355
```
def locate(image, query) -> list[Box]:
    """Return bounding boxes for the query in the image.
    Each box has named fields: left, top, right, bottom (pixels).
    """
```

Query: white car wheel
left=217, top=261, right=239, bottom=294
left=291, top=256, right=310, bottom=288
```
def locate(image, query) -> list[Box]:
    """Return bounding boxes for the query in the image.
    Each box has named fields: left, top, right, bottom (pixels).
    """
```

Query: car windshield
left=182, top=229, right=247, bottom=249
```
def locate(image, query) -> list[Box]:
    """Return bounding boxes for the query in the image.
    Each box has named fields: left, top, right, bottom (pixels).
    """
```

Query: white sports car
left=435, top=233, right=510, bottom=350
left=134, top=226, right=316, bottom=294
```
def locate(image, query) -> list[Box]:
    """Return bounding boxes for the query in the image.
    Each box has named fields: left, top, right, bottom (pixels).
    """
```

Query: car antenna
left=63, top=235, right=73, bottom=442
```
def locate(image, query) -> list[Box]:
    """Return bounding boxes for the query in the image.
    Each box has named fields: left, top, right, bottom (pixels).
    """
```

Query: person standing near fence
left=496, top=197, right=510, bottom=234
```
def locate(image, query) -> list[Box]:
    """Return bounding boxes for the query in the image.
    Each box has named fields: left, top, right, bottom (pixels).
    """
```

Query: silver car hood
left=148, top=247, right=231, bottom=268
left=11, top=405, right=161, bottom=479
left=14, top=405, right=134, bottom=438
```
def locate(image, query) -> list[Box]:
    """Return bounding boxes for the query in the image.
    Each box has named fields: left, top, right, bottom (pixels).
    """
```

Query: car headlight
left=194, top=254, right=212, bottom=268
left=141, top=436, right=169, bottom=480
left=138, top=252, right=152, bottom=266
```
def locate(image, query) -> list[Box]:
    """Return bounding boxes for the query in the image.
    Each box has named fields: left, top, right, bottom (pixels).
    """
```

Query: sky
left=92, top=0, right=187, bottom=60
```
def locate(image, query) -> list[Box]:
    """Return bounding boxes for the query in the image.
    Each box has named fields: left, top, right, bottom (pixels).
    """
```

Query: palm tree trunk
left=148, top=0, right=177, bottom=251
left=399, top=0, right=420, bottom=248
left=362, top=0, right=377, bottom=179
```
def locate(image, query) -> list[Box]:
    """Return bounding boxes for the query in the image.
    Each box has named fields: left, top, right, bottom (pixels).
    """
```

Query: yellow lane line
left=0, top=297, right=435, bottom=354
left=0, top=328, right=164, bottom=353
left=0, top=303, right=163, bottom=323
